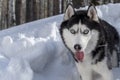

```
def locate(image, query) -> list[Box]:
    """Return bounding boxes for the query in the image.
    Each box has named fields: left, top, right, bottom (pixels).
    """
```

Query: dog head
left=60, top=4, right=105, bottom=62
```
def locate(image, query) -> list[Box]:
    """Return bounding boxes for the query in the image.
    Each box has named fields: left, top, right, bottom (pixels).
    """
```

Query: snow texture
left=0, top=3, right=120, bottom=80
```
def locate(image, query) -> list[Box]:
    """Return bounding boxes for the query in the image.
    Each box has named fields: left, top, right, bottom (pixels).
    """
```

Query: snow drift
left=0, top=3, right=120, bottom=80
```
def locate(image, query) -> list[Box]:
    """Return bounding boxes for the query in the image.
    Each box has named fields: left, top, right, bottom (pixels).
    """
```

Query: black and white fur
left=60, top=4, right=120, bottom=80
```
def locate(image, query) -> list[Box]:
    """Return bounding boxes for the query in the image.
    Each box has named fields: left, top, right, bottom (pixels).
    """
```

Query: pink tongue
left=75, top=51, right=84, bottom=62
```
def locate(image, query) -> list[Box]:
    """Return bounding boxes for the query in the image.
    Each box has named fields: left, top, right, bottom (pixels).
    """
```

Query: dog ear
left=87, top=4, right=99, bottom=22
left=64, top=4, right=75, bottom=20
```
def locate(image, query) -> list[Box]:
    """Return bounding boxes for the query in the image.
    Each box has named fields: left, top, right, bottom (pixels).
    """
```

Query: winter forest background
left=0, top=0, right=120, bottom=30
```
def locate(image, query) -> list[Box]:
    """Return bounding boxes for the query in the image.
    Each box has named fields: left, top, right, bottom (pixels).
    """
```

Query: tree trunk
left=48, top=0, right=53, bottom=16
left=40, top=0, right=45, bottom=18
left=53, top=0, right=59, bottom=15
left=113, top=0, right=120, bottom=3
left=72, top=0, right=84, bottom=8
left=61, top=0, right=67, bottom=13
left=16, top=0, right=26, bottom=25
left=44, top=0, right=48, bottom=17
left=1, top=0, right=8, bottom=29
left=26, top=0, right=33, bottom=22
left=21, top=0, right=26, bottom=24
left=8, top=0, right=16, bottom=27
left=15, top=0, right=21, bottom=25
left=0, top=0, right=2, bottom=29
left=33, top=0, right=40, bottom=20
left=83, top=0, right=89, bottom=6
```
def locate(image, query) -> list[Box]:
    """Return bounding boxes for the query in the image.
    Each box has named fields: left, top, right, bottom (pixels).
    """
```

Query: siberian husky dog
left=60, top=4, right=120, bottom=80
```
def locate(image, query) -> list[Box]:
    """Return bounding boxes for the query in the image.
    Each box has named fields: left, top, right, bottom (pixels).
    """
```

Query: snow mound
left=0, top=56, right=33, bottom=80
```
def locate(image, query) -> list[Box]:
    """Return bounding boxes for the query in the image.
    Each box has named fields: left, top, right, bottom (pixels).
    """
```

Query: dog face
left=62, top=22, right=99, bottom=54
left=60, top=4, right=104, bottom=61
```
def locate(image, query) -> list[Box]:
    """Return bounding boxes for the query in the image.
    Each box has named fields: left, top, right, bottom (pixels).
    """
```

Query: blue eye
left=83, top=29, right=89, bottom=35
left=70, top=29, right=76, bottom=34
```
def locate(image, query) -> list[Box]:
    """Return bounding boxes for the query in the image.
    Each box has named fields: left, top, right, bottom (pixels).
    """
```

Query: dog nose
left=74, top=44, right=81, bottom=51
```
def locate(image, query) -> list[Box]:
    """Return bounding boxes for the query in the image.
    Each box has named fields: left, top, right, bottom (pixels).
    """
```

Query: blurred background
left=0, top=0, right=120, bottom=30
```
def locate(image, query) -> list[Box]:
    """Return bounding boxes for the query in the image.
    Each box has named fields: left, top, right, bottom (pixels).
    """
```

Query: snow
left=0, top=3, right=120, bottom=80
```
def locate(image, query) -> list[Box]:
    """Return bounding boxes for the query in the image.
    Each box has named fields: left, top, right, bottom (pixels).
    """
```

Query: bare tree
left=21, top=0, right=26, bottom=24
left=15, top=0, right=26, bottom=25
left=8, top=0, right=16, bottom=27
left=113, top=0, right=120, bottom=3
left=48, top=0, right=54, bottom=16
left=33, top=0, right=40, bottom=20
left=0, top=0, right=120, bottom=30
left=61, top=0, right=67, bottom=13
left=1, top=0, right=8, bottom=29
left=53, top=0, right=59, bottom=15
left=0, top=0, right=2, bottom=29
left=26, top=0, right=33, bottom=22
left=83, top=0, right=89, bottom=6
left=40, top=0, right=45, bottom=18
left=15, top=0, right=21, bottom=25
left=44, top=0, right=48, bottom=17
left=72, top=0, right=85, bottom=8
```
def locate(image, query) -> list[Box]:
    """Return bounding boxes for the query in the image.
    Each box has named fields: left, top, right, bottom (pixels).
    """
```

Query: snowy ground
left=0, top=3, right=120, bottom=80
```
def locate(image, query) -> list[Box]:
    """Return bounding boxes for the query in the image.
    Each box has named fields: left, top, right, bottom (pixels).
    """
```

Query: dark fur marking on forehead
left=60, top=10, right=102, bottom=32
